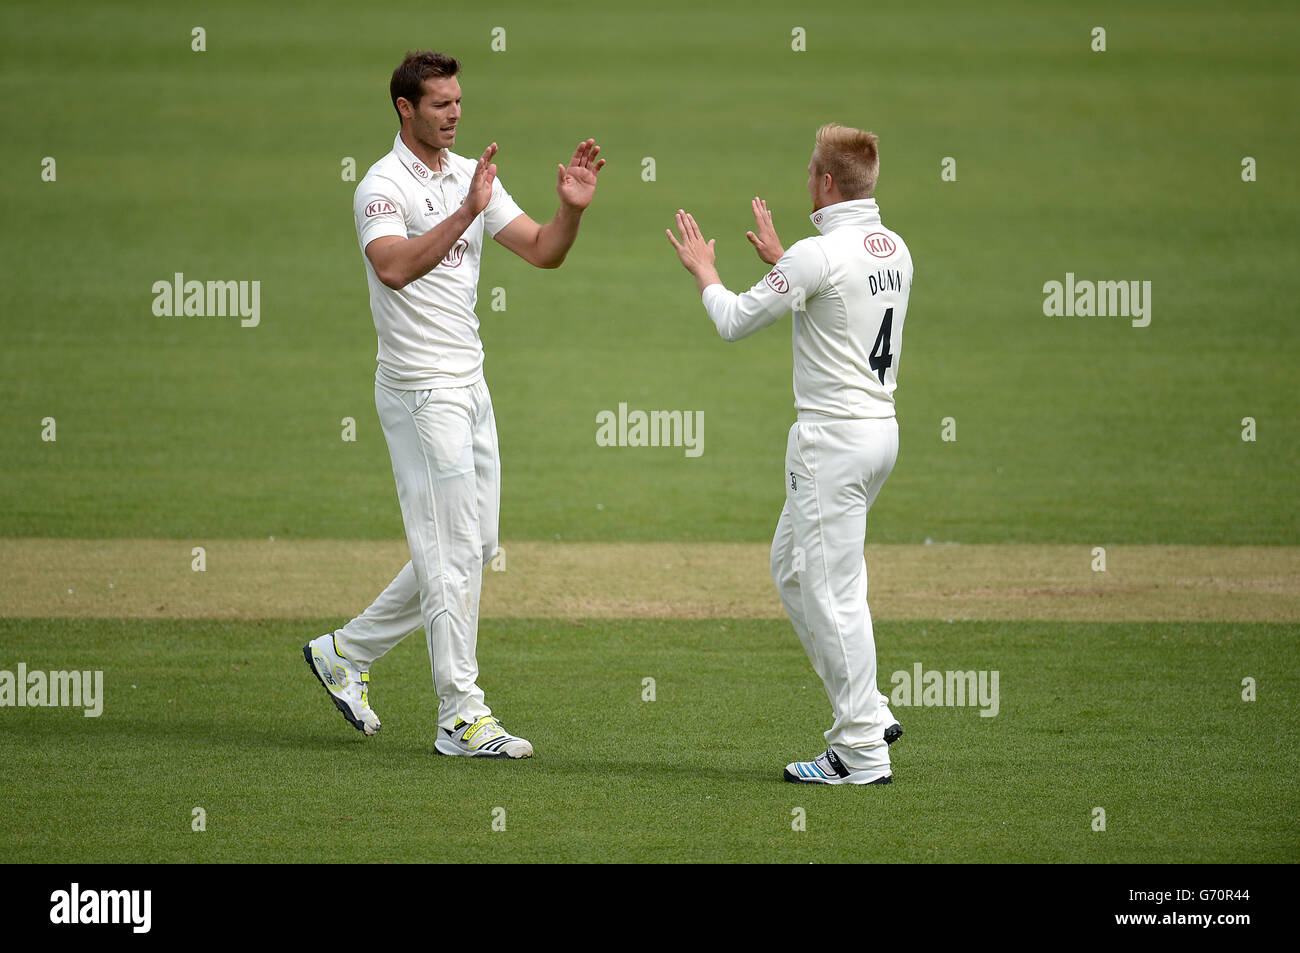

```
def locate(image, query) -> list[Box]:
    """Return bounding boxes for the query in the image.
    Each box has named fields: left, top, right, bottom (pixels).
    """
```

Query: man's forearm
left=699, top=273, right=789, bottom=342
left=531, top=204, right=585, bottom=268
left=381, top=205, right=475, bottom=288
left=691, top=264, right=722, bottom=296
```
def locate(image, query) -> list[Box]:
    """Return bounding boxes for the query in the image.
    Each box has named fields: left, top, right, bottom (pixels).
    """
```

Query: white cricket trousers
left=770, top=416, right=899, bottom=772
left=333, top=378, right=499, bottom=730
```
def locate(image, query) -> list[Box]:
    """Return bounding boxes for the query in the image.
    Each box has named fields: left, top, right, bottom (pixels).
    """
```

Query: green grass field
left=1, top=0, right=1297, bottom=864
left=2, top=617, right=1294, bottom=863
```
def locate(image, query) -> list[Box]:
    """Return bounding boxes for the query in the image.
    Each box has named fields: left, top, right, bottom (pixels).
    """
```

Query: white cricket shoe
left=303, top=634, right=381, bottom=736
left=784, top=748, right=892, bottom=785
left=434, top=715, right=533, bottom=759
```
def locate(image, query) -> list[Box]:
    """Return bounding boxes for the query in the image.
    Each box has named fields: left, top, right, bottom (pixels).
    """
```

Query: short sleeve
left=481, top=176, right=525, bottom=237
left=354, top=177, right=408, bottom=250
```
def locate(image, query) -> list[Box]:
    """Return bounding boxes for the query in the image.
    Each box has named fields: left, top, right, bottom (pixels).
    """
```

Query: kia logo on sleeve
left=365, top=200, right=397, bottom=217
left=765, top=268, right=790, bottom=294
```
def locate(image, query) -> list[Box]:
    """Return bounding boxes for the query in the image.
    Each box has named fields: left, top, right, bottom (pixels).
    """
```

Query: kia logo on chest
left=864, top=232, right=896, bottom=259
left=365, top=200, right=397, bottom=217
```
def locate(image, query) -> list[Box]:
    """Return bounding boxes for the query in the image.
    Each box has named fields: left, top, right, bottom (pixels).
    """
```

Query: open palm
left=557, top=138, right=605, bottom=210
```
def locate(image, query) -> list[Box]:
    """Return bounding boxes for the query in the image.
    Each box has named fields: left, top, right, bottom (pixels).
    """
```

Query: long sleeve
left=700, top=239, right=830, bottom=342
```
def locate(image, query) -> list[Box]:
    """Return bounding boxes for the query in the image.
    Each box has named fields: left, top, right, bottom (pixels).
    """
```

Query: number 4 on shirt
left=869, top=307, right=894, bottom=385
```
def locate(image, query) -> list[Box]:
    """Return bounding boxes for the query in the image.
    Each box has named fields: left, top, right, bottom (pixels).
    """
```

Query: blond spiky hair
left=813, top=124, right=880, bottom=199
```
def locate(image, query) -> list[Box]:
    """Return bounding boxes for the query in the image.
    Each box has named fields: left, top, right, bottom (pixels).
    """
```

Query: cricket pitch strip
left=1, top=539, right=1296, bottom=622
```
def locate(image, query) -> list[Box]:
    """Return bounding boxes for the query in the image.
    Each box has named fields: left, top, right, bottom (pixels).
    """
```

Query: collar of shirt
left=809, top=198, right=881, bottom=234
left=392, top=133, right=458, bottom=186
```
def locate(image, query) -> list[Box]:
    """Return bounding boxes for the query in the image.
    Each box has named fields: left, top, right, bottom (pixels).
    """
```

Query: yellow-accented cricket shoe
left=435, top=715, right=533, bottom=759
left=303, top=634, right=381, bottom=736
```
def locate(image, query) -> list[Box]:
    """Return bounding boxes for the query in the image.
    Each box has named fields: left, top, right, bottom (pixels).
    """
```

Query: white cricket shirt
left=354, top=133, right=524, bottom=389
left=701, top=198, right=913, bottom=419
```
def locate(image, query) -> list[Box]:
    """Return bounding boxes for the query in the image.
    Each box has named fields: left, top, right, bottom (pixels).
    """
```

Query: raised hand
left=557, top=139, right=606, bottom=211
left=665, top=209, right=716, bottom=275
left=745, top=197, right=784, bottom=265
left=465, top=143, right=498, bottom=217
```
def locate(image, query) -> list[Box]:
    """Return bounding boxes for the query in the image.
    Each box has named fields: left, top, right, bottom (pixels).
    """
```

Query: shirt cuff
left=701, top=283, right=730, bottom=308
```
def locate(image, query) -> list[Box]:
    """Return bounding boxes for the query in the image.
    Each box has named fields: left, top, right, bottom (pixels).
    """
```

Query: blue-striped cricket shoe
left=784, top=746, right=893, bottom=785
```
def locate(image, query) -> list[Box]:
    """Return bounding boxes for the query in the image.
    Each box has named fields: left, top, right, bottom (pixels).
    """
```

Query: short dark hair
left=390, top=50, right=461, bottom=120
